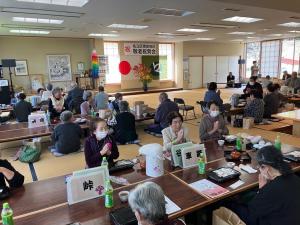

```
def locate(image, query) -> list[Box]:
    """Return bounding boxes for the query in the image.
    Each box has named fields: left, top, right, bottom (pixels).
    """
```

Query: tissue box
left=28, top=113, right=48, bottom=128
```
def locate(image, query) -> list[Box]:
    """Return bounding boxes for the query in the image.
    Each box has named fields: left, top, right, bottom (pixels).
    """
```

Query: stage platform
left=106, top=87, right=183, bottom=97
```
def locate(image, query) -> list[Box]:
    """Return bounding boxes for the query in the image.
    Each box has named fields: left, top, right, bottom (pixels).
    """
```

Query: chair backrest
left=174, top=98, right=185, bottom=105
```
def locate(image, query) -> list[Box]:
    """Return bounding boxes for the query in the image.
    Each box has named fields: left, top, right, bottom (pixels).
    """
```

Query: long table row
left=1, top=140, right=300, bottom=225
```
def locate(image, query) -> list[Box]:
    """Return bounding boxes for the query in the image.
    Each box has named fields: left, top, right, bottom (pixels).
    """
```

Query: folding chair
left=174, top=98, right=196, bottom=120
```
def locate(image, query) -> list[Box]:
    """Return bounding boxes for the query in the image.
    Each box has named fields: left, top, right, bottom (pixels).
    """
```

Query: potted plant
left=133, top=64, right=153, bottom=91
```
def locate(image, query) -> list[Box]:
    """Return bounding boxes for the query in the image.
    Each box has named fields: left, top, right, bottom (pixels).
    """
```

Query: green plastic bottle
left=198, top=153, right=206, bottom=175
left=101, top=157, right=108, bottom=167
left=104, top=179, right=114, bottom=208
left=236, top=136, right=242, bottom=151
left=274, top=135, right=281, bottom=151
left=1, top=203, right=14, bottom=225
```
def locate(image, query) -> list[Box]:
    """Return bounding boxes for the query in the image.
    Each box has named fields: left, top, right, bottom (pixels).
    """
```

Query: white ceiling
left=0, top=0, right=300, bottom=43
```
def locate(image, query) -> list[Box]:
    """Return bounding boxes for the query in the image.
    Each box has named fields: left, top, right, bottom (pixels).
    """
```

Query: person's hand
left=177, top=129, right=184, bottom=142
left=213, top=121, right=219, bottom=131
left=217, top=89, right=221, bottom=95
left=56, top=106, right=63, bottom=112
left=259, top=173, right=268, bottom=189
left=100, top=144, right=110, bottom=155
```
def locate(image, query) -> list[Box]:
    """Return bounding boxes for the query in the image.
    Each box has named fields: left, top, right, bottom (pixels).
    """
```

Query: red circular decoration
left=119, top=61, right=131, bottom=75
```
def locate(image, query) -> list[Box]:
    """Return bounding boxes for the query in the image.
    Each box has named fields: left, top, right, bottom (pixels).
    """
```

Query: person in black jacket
left=227, top=72, right=235, bottom=87
left=51, top=111, right=82, bottom=156
left=66, top=82, right=84, bottom=114
left=109, top=92, right=123, bottom=114
left=113, top=101, right=138, bottom=144
left=14, top=93, right=33, bottom=122
left=0, top=159, right=24, bottom=189
left=227, top=145, right=300, bottom=225
left=48, top=87, right=68, bottom=120
left=263, top=84, right=280, bottom=118
left=243, top=76, right=263, bottom=99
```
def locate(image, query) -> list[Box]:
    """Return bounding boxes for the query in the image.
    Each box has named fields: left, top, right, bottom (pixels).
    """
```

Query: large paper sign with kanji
left=67, top=166, right=109, bottom=205
left=124, top=43, right=158, bottom=55
left=171, top=142, right=193, bottom=167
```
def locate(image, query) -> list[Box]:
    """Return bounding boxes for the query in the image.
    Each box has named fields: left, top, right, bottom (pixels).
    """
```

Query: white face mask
left=210, top=110, right=220, bottom=118
left=95, top=131, right=108, bottom=140
left=249, top=82, right=254, bottom=85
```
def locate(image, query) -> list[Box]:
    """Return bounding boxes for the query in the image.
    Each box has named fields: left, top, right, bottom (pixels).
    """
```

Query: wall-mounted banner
left=124, top=43, right=158, bottom=55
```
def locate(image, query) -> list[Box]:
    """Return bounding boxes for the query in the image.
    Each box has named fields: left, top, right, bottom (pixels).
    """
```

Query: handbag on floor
left=213, top=207, right=246, bottom=225
left=19, top=141, right=41, bottom=163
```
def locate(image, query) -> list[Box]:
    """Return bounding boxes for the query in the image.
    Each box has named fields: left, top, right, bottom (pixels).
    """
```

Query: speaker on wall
left=1, top=59, right=16, bottom=68
left=238, top=59, right=246, bottom=65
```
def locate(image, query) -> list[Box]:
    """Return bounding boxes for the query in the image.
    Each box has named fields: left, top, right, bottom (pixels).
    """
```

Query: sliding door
left=203, top=56, right=217, bottom=85
left=188, top=57, right=203, bottom=89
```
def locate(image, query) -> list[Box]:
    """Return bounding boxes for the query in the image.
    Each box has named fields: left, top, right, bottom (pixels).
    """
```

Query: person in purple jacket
left=84, top=118, right=119, bottom=168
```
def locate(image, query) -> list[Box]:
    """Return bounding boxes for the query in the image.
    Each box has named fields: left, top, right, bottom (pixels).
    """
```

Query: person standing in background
left=94, top=86, right=109, bottom=110
left=251, top=61, right=259, bottom=77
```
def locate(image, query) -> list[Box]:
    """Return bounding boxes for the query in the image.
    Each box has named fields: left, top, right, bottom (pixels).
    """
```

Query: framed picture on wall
left=47, top=54, right=72, bottom=82
left=15, top=60, right=29, bottom=76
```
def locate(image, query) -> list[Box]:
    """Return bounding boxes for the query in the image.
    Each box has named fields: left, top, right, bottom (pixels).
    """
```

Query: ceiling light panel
left=156, top=33, right=191, bottom=37
left=228, top=31, right=255, bottom=35
left=191, top=23, right=238, bottom=29
left=143, top=7, right=194, bottom=17
left=9, top=29, right=50, bottom=34
left=177, top=28, right=207, bottom=32
left=231, top=39, right=244, bottom=42
left=268, top=34, right=282, bottom=37
left=88, top=33, right=119, bottom=37
left=12, top=17, right=63, bottom=24
left=107, top=24, right=148, bottom=29
left=278, top=22, right=300, bottom=28
left=223, top=16, right=263, bottom=23
left=289, top=30, right=300, bottom=33
left=195, top=38, right=215, bottom=40
left=16, top=0, right=89, bottom=7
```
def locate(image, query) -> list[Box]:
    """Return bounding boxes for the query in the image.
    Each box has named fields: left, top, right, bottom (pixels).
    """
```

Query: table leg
left=293, top=121, right=300, bottom=137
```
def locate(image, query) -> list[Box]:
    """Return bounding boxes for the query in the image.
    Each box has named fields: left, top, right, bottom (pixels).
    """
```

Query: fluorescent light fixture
left=177, top=28, right=207, bottom=32
left=143, top=7, right=195, bottom=17
left=157, top=35, right=175, bottom=39
left=195, top=38, right=215, bottom=40
left=247, top=36, right=256, bottom=39
left=191, top=23, right=238, bottom=29
left=228, top=31, right=255, bottom=35
left=16, top=0, right=89, bottom=7
left=223, top=16, right=263, bottom=23
left=278, top=22, right=300, bottom=28
left=9, top=29, right=50, bottom=34
left=13, top=17, right=63, bottom=24
left=289, top=30, right=300, bottom=33
left=88, top=33, right=119, bottom=37
left=268, top=33, right=282, bottom=37
left=231, top=39, right=244, bottom=42
left=157, top=32, right=174, bottom=35
left=155, top=32, right=190, bottom=37
left=107, top=24, right=148, bottom=29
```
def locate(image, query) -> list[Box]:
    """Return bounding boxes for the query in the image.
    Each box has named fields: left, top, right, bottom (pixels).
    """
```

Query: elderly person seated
left=199, top=101, right=228, bottom=142
left=146, top=92, right=179, bottom=136
left=66, top=82, right=84, bottom=114
left=50, top=111, right=82, bottom=157
left=263, top=84, right=280, bottom=118
left=227, top=72, right=235, bottom=87
left=226, top=145, right=300, bottom=225
left=84, top=118, right=119, bottom=168
left=48, top=87, right=68, bottom=120
left=113, top=101, right=138, bottom=144
left=204, top=82, right=224, bottom=111
left=244, top=90, right=264, bottom=123
left=109, top=93, right=123, bottom=114
left=261, top=75, right=272, bottom=89
left=14, top=93, right=32, bottom=122
left=285, top=71, right=300, bottom=93
left=129, top=182, right=185, bottom=225
left=282, top=70, right=291, bottom=80
left=243, top=76, right=263, bottom=99
left=162, top=111, right=189, bottom=152
left=80, top=91, right=94, bottom=116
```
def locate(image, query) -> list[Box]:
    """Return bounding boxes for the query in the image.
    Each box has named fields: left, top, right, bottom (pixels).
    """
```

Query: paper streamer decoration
left=119, top=61, right=131, bottom=75
left=91, top=50, right=99, bottom=78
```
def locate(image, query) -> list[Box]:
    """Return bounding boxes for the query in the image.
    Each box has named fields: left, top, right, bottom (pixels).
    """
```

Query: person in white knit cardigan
left=162, top=111, right=189, bottom=152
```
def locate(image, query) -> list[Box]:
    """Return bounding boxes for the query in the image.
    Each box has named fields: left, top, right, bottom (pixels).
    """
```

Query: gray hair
left=83, top=91, right=92, bottom=101
left=119, top=101, right=129, bottom=112
left=46, top=83, right=53, bottom=91
left=70, top=81, right=78, bottom=89
left=60, top=110, right=73, bottom=122
left=159, top=92, right=168, bottom=102
left=52, top=87, right=61, bottom=96
left=128, top=182, right=166, bottom=224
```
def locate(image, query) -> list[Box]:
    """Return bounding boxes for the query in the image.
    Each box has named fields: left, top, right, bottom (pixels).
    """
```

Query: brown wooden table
left=273, top=109, right=300, bottom=137
left=134, top=107, right=156, bottom=122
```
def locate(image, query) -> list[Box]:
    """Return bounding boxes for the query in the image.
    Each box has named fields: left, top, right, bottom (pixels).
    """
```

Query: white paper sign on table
left=165, top=195, right=181, bottom=215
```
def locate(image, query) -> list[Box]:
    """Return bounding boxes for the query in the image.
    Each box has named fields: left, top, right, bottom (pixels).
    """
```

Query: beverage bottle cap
left=3, top=203, right=9, bottom=209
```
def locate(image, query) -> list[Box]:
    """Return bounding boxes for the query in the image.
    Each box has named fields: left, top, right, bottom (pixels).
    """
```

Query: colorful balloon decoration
left=91, top=50, right=99, bottom=78
left=119, top=61, right=131, bottom=75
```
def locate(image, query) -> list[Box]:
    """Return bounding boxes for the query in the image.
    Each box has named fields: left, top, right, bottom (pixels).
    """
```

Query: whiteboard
left=203, top=56, right=217, bottom=85
left=189, top=57, right=203, bottom=89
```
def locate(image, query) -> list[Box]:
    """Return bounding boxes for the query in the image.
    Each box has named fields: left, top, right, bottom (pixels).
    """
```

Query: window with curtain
left=294, top=38, right=300, bottom=73
left=104, top=42, right=121, bottom=84
left=246, top=42, right=260, bottom=77
left=260, top=40, right=280, bottom=77
left=159, top=43, right=174, bottom=80
left=281, top=39, right=295, bottom=74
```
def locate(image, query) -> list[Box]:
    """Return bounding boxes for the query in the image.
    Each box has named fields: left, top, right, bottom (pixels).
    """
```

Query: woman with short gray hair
left=81, top=91, right=94, bottom=116
left=113, top=100, right=138, bottom=144
left=129, top=182, right=185, bottom=225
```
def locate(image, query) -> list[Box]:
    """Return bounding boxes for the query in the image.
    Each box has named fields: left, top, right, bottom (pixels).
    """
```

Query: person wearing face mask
left=226, top=145, right=300, bottom=225
left=244, top=90, right=264, bottom=123
left=84, top=118, right=119, bottom=168
left=243, top=76, right=263, bottom=99
left=199, top=101, right=228, bottom=142
left=109, top=93, right=123, bottom=114
left=162, top=111, right=189, bottom=152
